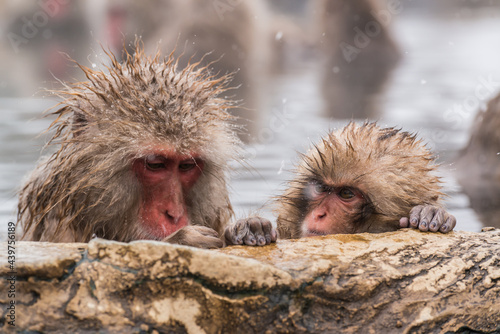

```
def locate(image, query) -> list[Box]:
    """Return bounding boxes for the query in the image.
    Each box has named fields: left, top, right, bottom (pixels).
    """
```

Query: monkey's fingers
left=439, top=214, right=457, bottom=233
left=418, top=205, right=438, bottom=232
left=428, top=208, right=445, bottom=232
left=408, top=205, right=436, bottom=231
left=223, top=219, right=250, bottom=245
left=409, top=205, right=424, bottom=228
left=247, top=217, right=268, bottom=246
left=238, top=217, right=262, bottom=245
left=407, top=205, right=456, bottom=233
left=224, top=217, right=277, bottom=247
left=247, top=217, right=279, bottom=245
left=261, top=219, right=278, bottom=244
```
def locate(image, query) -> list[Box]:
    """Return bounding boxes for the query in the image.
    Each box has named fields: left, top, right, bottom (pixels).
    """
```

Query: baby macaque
left=276, top=122, right=456, bottom=239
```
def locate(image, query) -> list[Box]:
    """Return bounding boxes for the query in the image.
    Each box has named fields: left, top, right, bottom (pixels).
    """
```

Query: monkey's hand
left=399, top=205, right=457, bottom=233
left=163, top=226, right=224, bottom=249
left=224, top=217, right=278, bottom=246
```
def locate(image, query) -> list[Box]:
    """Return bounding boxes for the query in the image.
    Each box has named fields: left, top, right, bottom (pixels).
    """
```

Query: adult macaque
left=276, top=122, right=457, bottom=239
left=17, top=44, right=275, bottom=248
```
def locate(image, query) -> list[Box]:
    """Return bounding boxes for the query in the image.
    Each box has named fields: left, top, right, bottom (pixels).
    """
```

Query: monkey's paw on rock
left=399, top=205, right=457, bottom=233
left=1, top=229, right=499, bottom=333
left=224, top=216, right=278, bottom=246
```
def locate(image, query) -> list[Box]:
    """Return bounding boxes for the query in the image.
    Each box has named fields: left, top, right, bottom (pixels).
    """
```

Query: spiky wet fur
left=17, top=44, right=240, bottom=242
left=276, top=122, right=443, bottom=239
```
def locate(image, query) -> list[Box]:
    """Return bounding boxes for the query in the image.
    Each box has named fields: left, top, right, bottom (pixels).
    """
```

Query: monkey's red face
left=302, top=181, right=367, bottom=236
left=133, top=151, right=204, bottom=239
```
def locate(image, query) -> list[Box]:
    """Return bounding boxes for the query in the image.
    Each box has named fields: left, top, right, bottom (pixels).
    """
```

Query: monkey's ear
left=72, top=110, right=88, bottom=137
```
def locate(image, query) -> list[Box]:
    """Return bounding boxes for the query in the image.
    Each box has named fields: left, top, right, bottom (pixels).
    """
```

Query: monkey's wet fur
left=17, top=43, right=245, bottom=247
left=276, top=122, right=456, bottom=239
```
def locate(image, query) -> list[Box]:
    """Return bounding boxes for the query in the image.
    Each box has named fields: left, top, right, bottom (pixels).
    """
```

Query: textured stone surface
left=1, top=229, right=499, bottom=333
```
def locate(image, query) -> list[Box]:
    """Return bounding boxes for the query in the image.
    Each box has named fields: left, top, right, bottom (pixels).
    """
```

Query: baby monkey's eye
left=338, top=188, right=355, bottom=199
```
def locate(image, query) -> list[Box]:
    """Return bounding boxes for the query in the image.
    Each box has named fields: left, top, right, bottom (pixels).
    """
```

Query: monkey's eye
left=146, top=162, right=166, bottom=170
left=179, top=162, right=197, bottom=172
left=144, top=155, right=167, bottom=171
left=338, top=188, right=355, bottom=200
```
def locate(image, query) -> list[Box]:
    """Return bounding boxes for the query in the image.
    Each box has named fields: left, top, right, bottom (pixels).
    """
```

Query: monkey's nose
left=165, top=211, right=182, bottom=225
left=317, top=212, right=327, bottom=219
left=163, top=194, right=185, bottom=225
left=313, top=208, right=328, bottom=221
left=303, top=206, right=333, bottom=237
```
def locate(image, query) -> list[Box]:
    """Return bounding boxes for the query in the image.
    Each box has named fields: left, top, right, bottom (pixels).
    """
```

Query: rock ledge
left=1, top=229, right=499, bottom=333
